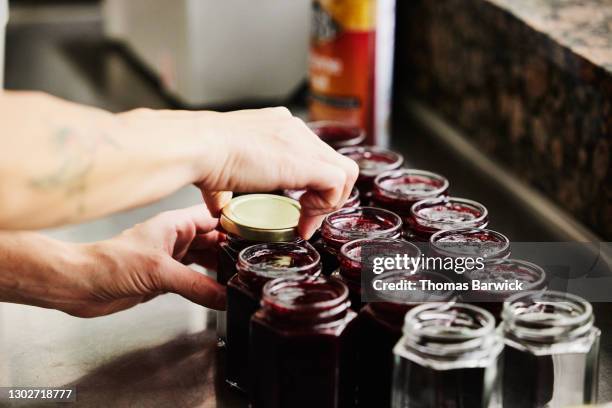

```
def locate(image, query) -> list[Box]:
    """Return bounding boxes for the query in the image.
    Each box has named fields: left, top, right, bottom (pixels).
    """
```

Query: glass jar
left=338, top=146, right=404, bottom=200
left=462, top=258, right=547, bottom=319
left=371, top=169, right=449, bottom=226
left=429, top=228, right=510, bottom=260
left=408, top=196, right=489, bottom=241
left=502, top=291, right=600, bottom=407
left=226, top=242, right=321, bottom=392
left=283, top=186, right=361, bottom=208
left=250, top=276, right=357, bottom=408
left=356, top=270, right=456, bottom=408
left=318, top=207, right=403, bottom=275
left=217, top=194, right=302, bottom=343
left=337, top=238, right=421, bottom=310
left=308, top=120, right=366, bottom=149
left=392, top=303, right=503, bottom=408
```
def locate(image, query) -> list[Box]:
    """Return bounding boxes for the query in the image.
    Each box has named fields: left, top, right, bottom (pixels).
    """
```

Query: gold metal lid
left=220, top=194, right=301, bottom=242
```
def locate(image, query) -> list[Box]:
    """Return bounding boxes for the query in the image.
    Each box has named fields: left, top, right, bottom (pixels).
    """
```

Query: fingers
left=159, top=260, right=226, bottom=310
left=202, top=191, right=233, bottom=217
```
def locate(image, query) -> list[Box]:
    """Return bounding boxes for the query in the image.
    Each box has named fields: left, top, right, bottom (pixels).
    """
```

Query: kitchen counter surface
left=1, top=4, right=611, bottom=407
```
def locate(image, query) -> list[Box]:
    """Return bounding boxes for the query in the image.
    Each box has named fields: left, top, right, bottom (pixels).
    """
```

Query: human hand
left=65, top=205, right=225, bottom=317
left=194, top=107, right=359, bottom=238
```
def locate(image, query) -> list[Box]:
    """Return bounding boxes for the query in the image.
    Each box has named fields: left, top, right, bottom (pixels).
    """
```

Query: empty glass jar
left=392, top=303, right=503, bottom=408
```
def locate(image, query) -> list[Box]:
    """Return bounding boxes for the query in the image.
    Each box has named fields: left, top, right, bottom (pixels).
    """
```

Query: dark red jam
left=250, top=276, right=357, bottom=408
left=318, top=207, right=402, bottom=275
left=308, top=121, right=366, bottom=149
left=337, top=146, right=403, bottom=199
left=356, top=270, right=456, bottom=408
left=408, top=196, right=488, bottom=241
left=226, top=243, right=321, bottom=392
left=338, top=238, right=421, bottom=310
left=430, top=228, right=510, bottom=260
left=461, top=258, right=546, bottom=319
left=283, top=186, right=360, bottom=208
left=371, top=169, right=449, bottom=224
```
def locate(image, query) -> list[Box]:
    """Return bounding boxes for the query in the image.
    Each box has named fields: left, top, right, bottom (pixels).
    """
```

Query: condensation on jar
left=318, top=206, right=403, bottom=275
left=392, top=303, right=503, bottom=408
left=337, top=238, right=421, bottom=310
left=461, top=258, right=547, bottom=319
left=308, top=120, right=366, bottom=150
left=217, top=194, right=302, bottom=343
left=226, top=242, right=321, bottom=392
left=249, top=276, right=357, bottom=408
left=371, top=169, right=449, bottom=226
left=408, top=196, right=489, bottom=241
left=502, top=291, right=600, bottom=408
left=356, top=269, right=456, bottom=408
left=338, top=146, right=403, bottom=200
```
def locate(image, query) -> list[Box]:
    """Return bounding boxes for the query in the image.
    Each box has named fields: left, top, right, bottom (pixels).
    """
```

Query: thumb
left=159, top=260, right=226, bottom=310
left=201, top=190, right=233, bottom=217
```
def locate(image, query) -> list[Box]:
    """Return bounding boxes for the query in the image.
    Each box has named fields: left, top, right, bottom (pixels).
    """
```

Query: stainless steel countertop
left=1, top=4, right=610, bottom=407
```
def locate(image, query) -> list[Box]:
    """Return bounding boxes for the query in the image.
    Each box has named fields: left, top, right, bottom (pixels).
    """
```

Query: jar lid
left=220, top=194, right=301, bottom=242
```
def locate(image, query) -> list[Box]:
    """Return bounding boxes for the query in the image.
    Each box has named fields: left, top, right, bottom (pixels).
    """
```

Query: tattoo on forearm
left=29, top=126, right=121, bottom=214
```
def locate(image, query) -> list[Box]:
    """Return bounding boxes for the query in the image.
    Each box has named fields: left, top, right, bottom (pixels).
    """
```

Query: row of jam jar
left=219, top=236, right=600, bottom=408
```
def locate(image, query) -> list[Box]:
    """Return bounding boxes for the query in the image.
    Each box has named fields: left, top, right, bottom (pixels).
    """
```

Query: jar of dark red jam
left=226, top=242, right=321, bottom=392
left=284, top=186, right=361, bottom=208
left=392, top=303, right=503, bottom=408
left=338, top=238, right=421, bottom=310
left=356, top=270, right=455, bottom=408
left=371, top=169, right=449, bottom=225
left=217, top=194, right=302, bottom=343
left=337, top=146, right=404, bottom=199
left=408, top=196, right=489, bottom=241
left=250, top=276, right=357, bottom=408
left=461, top=258, right=546, bottom=319
left=430, top=227, right=510, bottom=260
left=502, top=291, right=600, bottom=407
left=308, top=121, right=366, bottom=149
left=319, top=207, right=402, bottom=275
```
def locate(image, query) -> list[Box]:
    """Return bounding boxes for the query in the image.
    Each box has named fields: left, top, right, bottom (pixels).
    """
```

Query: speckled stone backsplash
left=395, top=0, right=611, bottom=239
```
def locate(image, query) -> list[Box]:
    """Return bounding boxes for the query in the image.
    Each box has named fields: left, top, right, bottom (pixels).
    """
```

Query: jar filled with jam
left=217, top=194, right=302, bottom=343
left=462, top=258, right=547, bottom=319
left=429, top=227, right=510, bottom=260
left=338, top=146, right=404, bottom=200
left=356, top=270, right=456, bottom=408
left=337, top=238, right=421, bottom=310
left=371, top=169, right=449, bottom=226
left=502, top=291, right=600, bottom=407
left=392, top=303, right=503, bottom=408
left=308, top=121, right=366, bottom=150
left=408, top=196, right=489, bottom=241
left=319, top=207, right=403, bottom=275
left=284, top=186, right=361, bottom=208
left=250, top=276, right=357, bottom=408
left=226, top=242, right=321, bottom=392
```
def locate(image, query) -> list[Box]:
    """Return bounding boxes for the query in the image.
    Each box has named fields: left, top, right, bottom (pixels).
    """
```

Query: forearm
left=0, top=231, right=90, bottom=310
left=0, top=91, right=212, bottom=229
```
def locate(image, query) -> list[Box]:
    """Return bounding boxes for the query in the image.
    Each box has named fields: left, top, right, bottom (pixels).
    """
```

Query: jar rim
left=339, top=237, right=421, bottom=263
left=411, top=196, right=489, bottom=227
left=262, top=275, right=349, bottom=313
left=502, top=290, right=593, bottom=343
left=307, top=120, right=366, bottom=148
left=465, top=258, right=546, bottom=293
left=337, top=145, right=404, bottom=177
left=237, top=242, right=321, bottom=278
left=429, top=227, right=510, bottom=258
left=322, top=206, right=403, bottom=240
left=403, top=302, right=496, bottom=341
left=374, top=168, right=450, bottom=200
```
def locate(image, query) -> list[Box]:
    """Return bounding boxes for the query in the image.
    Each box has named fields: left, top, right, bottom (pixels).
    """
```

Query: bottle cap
left=220, top=194, right=301, bottom=242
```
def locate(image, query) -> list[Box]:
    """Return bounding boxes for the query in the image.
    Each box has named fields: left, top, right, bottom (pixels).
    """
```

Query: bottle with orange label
left=309, top=0, right=395, bottom=146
